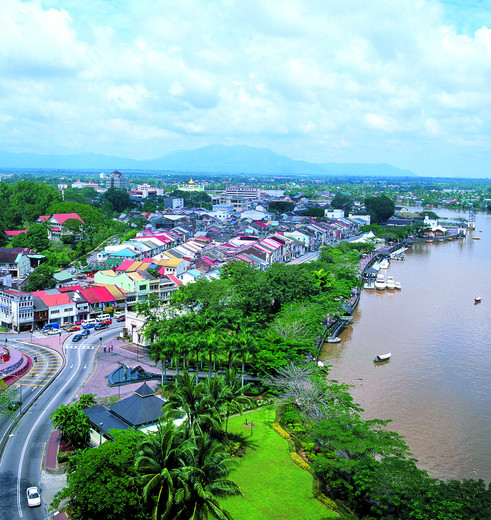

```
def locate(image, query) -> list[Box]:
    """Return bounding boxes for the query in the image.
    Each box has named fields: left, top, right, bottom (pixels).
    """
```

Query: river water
left=321, top=209, right=491, bottom=483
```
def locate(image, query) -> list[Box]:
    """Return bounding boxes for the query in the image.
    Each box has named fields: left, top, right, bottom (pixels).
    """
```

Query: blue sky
left=1, top=0, right=490, bottom=177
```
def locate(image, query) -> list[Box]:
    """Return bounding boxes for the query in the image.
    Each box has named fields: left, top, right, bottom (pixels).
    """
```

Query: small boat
left=395, top=282, right=402, bottom=290
left=326, top=337, right=341, bottom=343
left=473, top=237, right=480, bottom=240
left=375, top=273, right=386, bottom=291
left=474, top=297, right=482, bottom=303
left=386, top=276, right=396, bottom=290
left=374, top=353, right=391, bottom=362
left=379, top=258, right=389, bottom=269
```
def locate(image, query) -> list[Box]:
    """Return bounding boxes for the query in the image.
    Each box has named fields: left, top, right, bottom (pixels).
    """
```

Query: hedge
left=272, top=422, right=290, bottom=440
left=313, top=490, right=338, bottom=510
left=290, top=452, right=310, bottom=471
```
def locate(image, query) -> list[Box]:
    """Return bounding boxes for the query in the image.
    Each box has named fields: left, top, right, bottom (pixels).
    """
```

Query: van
left=97, top=314, right=111, bottom=322
left=82, top=318, right=97, bottom=326
left=43, top=323, right=60, bottom=331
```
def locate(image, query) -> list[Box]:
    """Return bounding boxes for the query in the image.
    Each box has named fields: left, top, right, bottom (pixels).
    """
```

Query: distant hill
left=0, top=144, right=417, bottom=177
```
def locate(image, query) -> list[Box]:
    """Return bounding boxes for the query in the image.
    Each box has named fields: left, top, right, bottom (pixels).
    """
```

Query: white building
left=0, top=288, right=34, bottom=332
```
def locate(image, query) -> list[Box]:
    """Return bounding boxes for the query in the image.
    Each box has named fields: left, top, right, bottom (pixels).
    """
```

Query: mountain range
left=0, top=144, right=417, bottom=177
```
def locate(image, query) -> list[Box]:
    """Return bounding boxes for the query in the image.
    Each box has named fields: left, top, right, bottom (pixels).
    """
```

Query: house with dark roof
left=83, top=383, right=164, bottom=445
left=0, top=248, right=32, bottom=277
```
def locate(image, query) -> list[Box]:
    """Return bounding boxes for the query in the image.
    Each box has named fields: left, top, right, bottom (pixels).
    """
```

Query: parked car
left=75, top=321, right=83, bottom=325
left=116, top=315, right=125, bottom=322
left=95, top=323, right=108, bottom=331
left=46, top=328, right=62, bottom=335
left=83, top=323, right=96, bottom=329
left=72, top=334, right=83, bottom=342
left=26, top=487, right=41, bottom=507
left=66, top=326, right=80, bottom=332
left=103, top=319, right=112, bottom=325
left=81, top=329, right=90, bottom=337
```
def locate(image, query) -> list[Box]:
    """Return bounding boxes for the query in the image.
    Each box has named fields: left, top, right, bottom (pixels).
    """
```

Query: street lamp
left=99, top=422, right=104, bottom=445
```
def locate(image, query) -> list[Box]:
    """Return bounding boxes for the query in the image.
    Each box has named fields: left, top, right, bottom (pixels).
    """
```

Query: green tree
left=50, top=403, right=91, bottom=449
left=23, top=264, right=57, bottom=292
left=52, top=429, right=146, bottom=520
left=330, top=193, right=353, bottom=215
left=268, top=200, right=295, bottom=214
left=77, top=393, right=97, bottom=409
left=103, top=187, right=133, bottom=213
left=364, top=195, right=395, bottom=224
left=0, top=380, right=21, bottom=419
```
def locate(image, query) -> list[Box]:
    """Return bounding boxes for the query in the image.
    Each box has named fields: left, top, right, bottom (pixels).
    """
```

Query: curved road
left=0, top=326, right=122, bottom=519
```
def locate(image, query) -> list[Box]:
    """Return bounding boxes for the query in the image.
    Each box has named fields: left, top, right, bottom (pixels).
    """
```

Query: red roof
left=38, top=215, right=50, bottom=222
left=166, top=274, right=182, bottom=286
left=89, top=286, right=115, bottom=303
left=58, top=285, right=83, bottom=293
left=116, top=259, right=134, bottom=271
left=52, top=213, right=84, bottom=224
left=252, top=221, right=268, bottom=228
left=78, top=287, right=101, bottom=304
left=33, top=291, right=73, bottom=306
left=4, top=230, right=28, bottom=236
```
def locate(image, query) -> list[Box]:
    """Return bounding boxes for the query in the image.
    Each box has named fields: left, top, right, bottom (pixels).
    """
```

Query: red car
left=75, top=321, right=83, bottom=325
left=103, top=319, right=112, bottom=325
left=66, top=326, right=81, bottom=332
left=116, top=315, right=125, bottom=322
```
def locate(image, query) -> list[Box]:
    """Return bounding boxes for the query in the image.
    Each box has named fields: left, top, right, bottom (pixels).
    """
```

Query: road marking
left=17, top=347, right=83, bottom=517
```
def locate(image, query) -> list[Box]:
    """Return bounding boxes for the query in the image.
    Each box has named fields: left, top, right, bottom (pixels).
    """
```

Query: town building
left=106, top=170, right=128, bottom=191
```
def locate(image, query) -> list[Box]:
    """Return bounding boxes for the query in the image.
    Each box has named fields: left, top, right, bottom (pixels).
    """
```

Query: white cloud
left=0, top=0, right=489, bottom=176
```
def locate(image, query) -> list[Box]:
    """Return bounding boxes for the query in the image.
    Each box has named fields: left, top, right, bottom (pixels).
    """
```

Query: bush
left=57, top=451, right=70, bottom=464
left=292, top=435, right=302, bottom=452
left=272, top=422, right=290, bottom=440
left=313, top=490, right=338, bottom=510
left=290, top=452, right=310, bottom=471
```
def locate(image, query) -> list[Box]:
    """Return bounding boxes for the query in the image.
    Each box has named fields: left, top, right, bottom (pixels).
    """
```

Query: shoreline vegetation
left=133, top=241, right=490, bottom=519
left=51, top=239, right=491, bottom=519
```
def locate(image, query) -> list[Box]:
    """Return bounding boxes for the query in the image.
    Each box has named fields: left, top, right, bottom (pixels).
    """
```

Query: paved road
left=0, top=326, right=122, bottom=519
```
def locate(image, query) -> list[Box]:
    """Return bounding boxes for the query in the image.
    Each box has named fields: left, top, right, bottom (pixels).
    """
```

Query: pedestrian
left=104, top=346, right=107, bottom=353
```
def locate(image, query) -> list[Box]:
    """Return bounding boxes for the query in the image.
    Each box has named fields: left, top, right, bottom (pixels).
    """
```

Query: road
left=0, top=325, right=122, bottom=519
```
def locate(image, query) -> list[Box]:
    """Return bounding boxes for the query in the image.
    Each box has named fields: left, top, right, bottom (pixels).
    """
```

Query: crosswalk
left=66, top=344, right=96, bottom=349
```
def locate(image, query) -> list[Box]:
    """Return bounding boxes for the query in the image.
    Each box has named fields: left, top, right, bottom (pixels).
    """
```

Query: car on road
left=66, top=326, right=80, bottom=332
left=26, top=487, right=41, bottom=507
left=72, top=334, right=83, bottom=342
left=95, top=322, right=108, bottom=331
left=8, top=400, right=22, bottom=411
left=46, top=328, right=62, bottom=335
left=103, top=319, right=112, bottom=325
left=83, top=323, right=96, bottom=329
left=81, top=329, right=90, bottom=337
left=116, top=315, right=125, bottom=322
left=75, top=321, right=83, bottom=325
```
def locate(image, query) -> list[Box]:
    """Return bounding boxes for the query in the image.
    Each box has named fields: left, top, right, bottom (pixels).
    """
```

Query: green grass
left=222, top=406, right=338, bottom=520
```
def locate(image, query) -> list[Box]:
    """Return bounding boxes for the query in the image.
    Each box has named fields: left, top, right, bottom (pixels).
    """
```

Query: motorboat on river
left=386, top=276, right=396, bottom=290
left=379, top=258, right=390, bottom=269
left=474, top=297, right=482, bottom=304
left=374, top=353, right=391, bottom=363
left=374, top=273, right=386, bottom=290
left=395, top=282, right=402, bottom=290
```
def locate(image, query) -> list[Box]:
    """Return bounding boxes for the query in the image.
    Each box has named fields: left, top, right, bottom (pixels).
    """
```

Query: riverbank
left=320, top=216, right=491, bottom=483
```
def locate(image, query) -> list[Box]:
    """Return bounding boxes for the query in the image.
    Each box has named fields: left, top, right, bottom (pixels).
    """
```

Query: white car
left=26, top=486, right=41, bottom=507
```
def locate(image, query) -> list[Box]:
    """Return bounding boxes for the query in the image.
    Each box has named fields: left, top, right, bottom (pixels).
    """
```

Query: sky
left=1, top=0, right=490, bottom=178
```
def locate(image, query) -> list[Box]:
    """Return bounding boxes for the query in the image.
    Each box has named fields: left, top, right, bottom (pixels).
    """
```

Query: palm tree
left=221, top=368, right=256, bottom=437
left=135, top=420, right=187, bottom=520
left=163, top=371, right=220, bottom=435
left=175, top=433, right=241, bottom=520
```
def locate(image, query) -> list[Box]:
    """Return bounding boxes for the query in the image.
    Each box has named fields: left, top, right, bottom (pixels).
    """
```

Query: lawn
left=222, top=406, right=338, bottom=520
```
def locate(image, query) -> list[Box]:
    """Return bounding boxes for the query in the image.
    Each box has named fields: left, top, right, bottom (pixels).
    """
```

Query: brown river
left=321, top=209, right=491, bottom=483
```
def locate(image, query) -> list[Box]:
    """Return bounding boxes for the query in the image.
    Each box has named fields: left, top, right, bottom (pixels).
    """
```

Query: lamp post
left=99, top=422, right=103, bottom=445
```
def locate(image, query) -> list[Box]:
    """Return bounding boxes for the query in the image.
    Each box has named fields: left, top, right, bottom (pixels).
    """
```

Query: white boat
left=474, top=297, right=482, bottom=304
left=379, top=258, right=390, bottom=269
left=395, top=282, right=402, bottom=290
left=374, top=273, right=386, bottom=290
left=374, top=353, right=391, bottom=362
left=386, top=276, right=396, bottom=290
left=326, top=337, right=341, bottom=343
